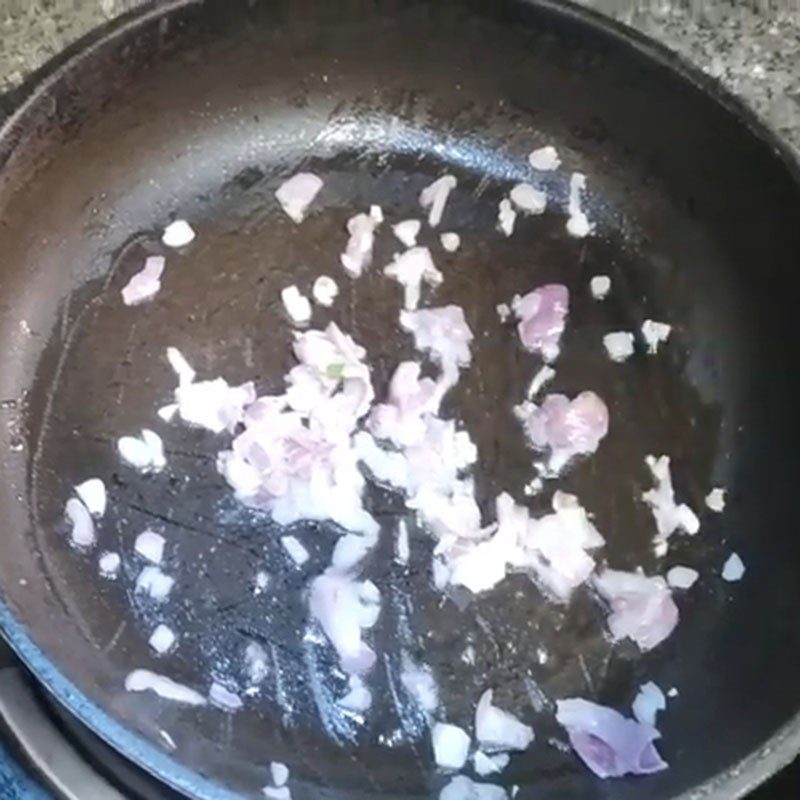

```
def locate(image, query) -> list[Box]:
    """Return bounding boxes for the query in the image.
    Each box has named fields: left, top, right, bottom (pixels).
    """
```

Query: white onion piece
left=341, top=211, right=380, bottom=277
left=157, top=404, right=179, bottom=422
left=275, top=172, right=323, bottom=223
left=440, top=232, right=461, bottom=252
left=281, top=536, right=309, bottom=566
left=162, top=220, right=195, bottom=248
left=632, top=682, right=666, bottom=727
left=440, top=776, right=508, bottom=800
left=527, top=365, right=555, bottom=400
left=516, top=391, right=609, bottom=474
left=475, top=689, right=534, bottom=753
left=603, top=332, right=635, bottom=362
left=312, top=275, right=338, bottom=307
left=166, top=346, right=196, bottom=385
left=473, top=751, right=510, bottom=777
left=642, top=455, right=700, bottom=546
left=420, top=175, right=457, bottom=228
left=270, top=762, right=290, bottom=788
left=135, top=530, right=165, bottom=564
left=510, top=183, right=546, bottom=215
left=308, top=570, right=380, bottom=674
left=149, top=624, right=176, bottom=655
left=512, top=284, right=569, bottom=362
left=528, top=146, right=561, bottom=171
left=497, top=198, right=517, bottom=237
left=556, top=697, right=667, bottom=778
left=393, top=219, right=422, bottom=248
left=244, top=641, right=269, bottom=687
left=281, top=285, right=312, bottom=324
left=384, top=246, right=443, bottom=311
left=209, top=682, right=243, bottom=712
left=98, top=551, right=120, bottom=579
left=74, top=478, right=106, bottom=517
left=135, top=566, right=175, bottom=601
left=431, top=722, right=471, bottom=770
left=262, top=787, right=291, bottom=800
left=121, top=255, right=166, bottom=306
left=396, top=519, right=410, bottom=565
left=400, top=305, right=474, bottom=379
left=65, top=497, right=95, bottom=548
left=641, top=319, right=672, bottom=354
left=338, top=674, right=372, bottom=713
left=590, top=275, right=611, bottom=299
left=566, top=173, right=594, bottom=238
left=400, top=654, right=439, bottom=713
left=666, top=565, right=699, bottom=590
left=174, top=377, right=255, bottom=434
left=118, top=429, right=166, bottom=473
left=705, top=488, right=726, bottom=512
left=496, top=303, right=511, bottom=323
left=125, top=670, right=206, bottom=705
left=331, top=533, right=376, bottom=572
left=722, top=553, right=745, bottom=582
left=594, top=569, right=678, bottom=651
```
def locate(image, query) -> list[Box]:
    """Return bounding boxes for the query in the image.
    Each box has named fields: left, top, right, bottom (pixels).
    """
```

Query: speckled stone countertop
left=1, top=0, right=799, bottom=156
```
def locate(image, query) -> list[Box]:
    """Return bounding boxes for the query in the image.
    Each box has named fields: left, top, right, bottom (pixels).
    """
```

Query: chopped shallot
left=705, top=488, right=726, bottom=512
left=162, top=220, right=195, bottom=248
left=400, top=654, right=439, bottom=713
left=65, top=498, right=95, bottom=548
left=556, top=697, right=667, bottom=778
left=135, top=530, right=165, bottom=564
left=516, top=391, right=609, bottom=473
left=209, top=682, right=243, bottom=712
left=642, top=455, right=700, bottom=546
left=125, top=670, right=206, bottom=706
left=271, top=762, right=290, bottom=788
left=420, top=175, right=457, bottom=228
left=281, top=535, right=309, bottom=566
left=594, top=569, right=679, bottom=652
left=384, top=246, right=443, bottom=310
left=510, top=183, right=546, bottom=215
left=527, top=365, right=555, bottom=399
left=393, top=219, right=422, bottom=248
left=528, top=146, right=561, bottom=171
left=312, top=275, right=338, bottom=307
left=497, top=198, right=517, bottom=237
left=308, top=570, right=380, bottom=674
left=632, top=682, right=666, bottom=727
left=341, top=211, right=381, bottom=277
left=603, top=332, right=635, bottom=362
left=722, top=553, right=745, bottom=582
left=135, top=566, right=175, bottom=601
left=641, top=319, right=672, bottom=354
left=98, top=551, right=120, bottom=579
left=473, top=751, right=510, bottom=777
left=275, top=173, right=323, bottom=223
left=396, top=520, right=410, bottom=565
left=666, top=565, right=699, bottom=590
left=431, top=722, right=471, bottom=770
left=75, top=478, right=106, bottom=517
left=566, top=173, right=594, bottom=238
left=281, top=285, right=312, bottom=324
left=173, top=374, right=256, bottom=434
left=118, top=429, right=166, bottom=473
left=400, top=305, right=474, bottom=380
left=440, top=776, right=508, bottom=800
left=496, top=303, right=511, bottom=323
left=263, top=787, right=291, bottom=800
left=475, top=689, right=534, bottom=753
left=512, top=284, right=569, bottom=362
left=440, top=232, right=461, bottom=252
left=590, top=275, right=611, bottom=299
left=339, top=674, right=372, bottom=713
left=121, top=255, right=166, bottom=306
left=166, top=346, right=196, bottom=385
left=149, top=624, right=176, bottom=655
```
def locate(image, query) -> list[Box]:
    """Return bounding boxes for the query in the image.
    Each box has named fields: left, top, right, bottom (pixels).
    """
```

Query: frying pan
left=1, top=0, right=799, bottom=798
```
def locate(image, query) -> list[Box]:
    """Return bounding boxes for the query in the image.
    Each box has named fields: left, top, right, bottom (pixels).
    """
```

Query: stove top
left=0, top=639, right=794, bottom=799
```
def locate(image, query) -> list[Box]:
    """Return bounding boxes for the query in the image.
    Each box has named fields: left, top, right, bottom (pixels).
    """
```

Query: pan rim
left=0, top=0, right=798, bottom=798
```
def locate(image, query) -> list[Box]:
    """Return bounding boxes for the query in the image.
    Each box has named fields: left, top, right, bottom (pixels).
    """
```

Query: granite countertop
left=1, top=0, right=799, bottom=157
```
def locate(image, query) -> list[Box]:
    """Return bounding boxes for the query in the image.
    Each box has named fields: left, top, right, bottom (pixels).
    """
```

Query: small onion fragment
left=475, top=689, right=535, bottom=753
left=135, top=530, right=166, bottom=564
left=281, top=285, right=312, bottom=324
left=566, top=173, right=594, bottom=238
left=162, top=220, right=195, bottom=248
left=135, top=566, right=175, bottom=601
left=98, top=551, right=120, bottom=579
left=149, top=624, right=177, bottom=655
left=590, top=275, right=611, bottom=299
left=312, top=275, right=338, bottom=307
left=125, top=669, right=206, bottom=706
left=431, top=722, right=471, bottom=770
left=632, top=682, right=666, bottom=727
left=440, top=232, right=461, bottom=252
left=440, top=775, right=508, bottom=800
left=270, top=762, right=290, bottom=788
left=603, top=332, right=635, bottom=363
left=65, top=497, right=95, bottom=548
left=497, top=198, right=517, bottom=237
left=641, top=319, right=672, bottom=354
left=275, top=173, right=323, bottom=223
left=666, top=565, right=699, bottom=590
left=528, top=146, right=561, bottom=171
left=722, top=553, right=745, bottom=582
left=705, top=488, right=726, bottom=512
left=512, top=284, right=569, bottom=362
left=510, top=182, right=546, bottom=215
left=393, top=219, right=422, bottom=248
left=75, top=478, right=106, bottom=517
left=121, top=255, right=166, bottom=306
left=420, top=175, right=457, bottom=228
left=384, top=246, right=443, bottom=311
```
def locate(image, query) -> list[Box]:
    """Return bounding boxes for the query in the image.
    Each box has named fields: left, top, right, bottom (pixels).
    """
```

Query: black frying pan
left=1, top=1, right=799, bottom=798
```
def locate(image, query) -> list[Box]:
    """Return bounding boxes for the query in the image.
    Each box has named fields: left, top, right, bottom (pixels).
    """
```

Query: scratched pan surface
left=0, top=1, right=799, bottom=799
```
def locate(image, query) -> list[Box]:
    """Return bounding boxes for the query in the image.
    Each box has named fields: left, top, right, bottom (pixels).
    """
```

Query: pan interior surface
left=0, top=1, right=799, bottom=799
